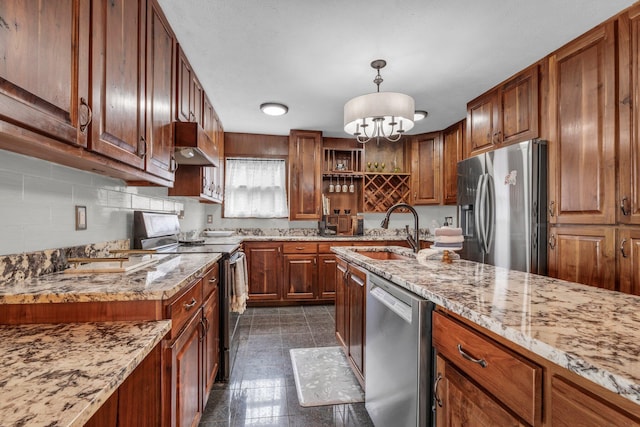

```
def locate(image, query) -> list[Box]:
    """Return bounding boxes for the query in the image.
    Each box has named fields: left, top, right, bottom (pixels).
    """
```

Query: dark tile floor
left=199, top=305, right=374, bottom=427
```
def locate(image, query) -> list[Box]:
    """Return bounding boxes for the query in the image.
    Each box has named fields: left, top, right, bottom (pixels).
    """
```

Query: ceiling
left=157, top=0, right=635, bottom=138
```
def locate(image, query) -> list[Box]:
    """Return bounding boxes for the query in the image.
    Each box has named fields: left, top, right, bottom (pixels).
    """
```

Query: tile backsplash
left=0, top=149, right=205, bottom=256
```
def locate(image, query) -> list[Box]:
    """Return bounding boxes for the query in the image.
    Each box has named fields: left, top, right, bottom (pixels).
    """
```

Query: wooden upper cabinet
left=176, top=46, right=203, bottom=125
left=466, top=65, right=539, bottom=159
left=547, top=23, right=616, bottom=225
left=0, top=0, right=90, bottom=147
left=89, top=0, right=146, bottom=169
left=618, top=6, right=640, bottom=225
left=466, top=90, right=500, bottom=157
left=411, top=132, right=442, bottom=205
left=442, top=120, right=464, bottom=205
left=547, top=225, right=616, bottom=291
left=145, top=0, right=176, bottom=181
left=501, top=64, right=539, bottom=145
left=289, top=130, right=322, bottom=220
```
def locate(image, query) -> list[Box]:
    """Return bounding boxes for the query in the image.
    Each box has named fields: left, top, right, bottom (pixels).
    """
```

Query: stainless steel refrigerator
left=457, top=140, right=547, bottom=274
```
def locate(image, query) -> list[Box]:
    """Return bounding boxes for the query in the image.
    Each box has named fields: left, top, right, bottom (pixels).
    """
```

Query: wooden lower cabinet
left=162, top=264, right=220, bottom=427
left=318, top=254, right=337, bottom=299
left=283, top=254, right=316, bottom=300
left=618, top=227, right=640, bottom=295
left=335, top=256, right=366, bottom=388
left=202, top=287, right=220, bottom=406
left=86, top=343, right=163, bottom=427
left=434, top=354, right=524, bottom=427
left=551, top=375, right=640, bottom=426
left=433, top=308, right=640, bottom=427
left=335, top=257, right=349, bottom=348
left=245, top=242, right=282, bottom=302
left=548, top=225, right=616, bottom=291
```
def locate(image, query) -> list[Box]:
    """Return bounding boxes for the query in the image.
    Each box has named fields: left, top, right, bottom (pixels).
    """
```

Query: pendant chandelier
left=344, top=59, right=415, bottom=144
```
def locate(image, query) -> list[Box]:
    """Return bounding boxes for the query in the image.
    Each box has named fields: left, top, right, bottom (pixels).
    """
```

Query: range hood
left=173, top=122, right=219, bottom=166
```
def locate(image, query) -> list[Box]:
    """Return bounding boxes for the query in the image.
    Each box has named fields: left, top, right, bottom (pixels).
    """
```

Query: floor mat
left=289, top=346, right=365, bottom=407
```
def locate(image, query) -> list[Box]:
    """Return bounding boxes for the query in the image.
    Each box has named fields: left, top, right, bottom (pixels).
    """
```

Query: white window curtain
left=224, top=158, right=288, bottom=218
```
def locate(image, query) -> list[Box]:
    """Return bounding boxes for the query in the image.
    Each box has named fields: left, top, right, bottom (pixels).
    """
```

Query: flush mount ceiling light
left=414, top=110, right=429, bottom=121
left=260, top=102, right=288, bottom=116
left=344, top=59, right=415, bottom=144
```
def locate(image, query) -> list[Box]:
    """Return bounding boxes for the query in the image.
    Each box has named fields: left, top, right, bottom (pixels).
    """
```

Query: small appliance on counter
left=318, top=214, right=363, bottom=236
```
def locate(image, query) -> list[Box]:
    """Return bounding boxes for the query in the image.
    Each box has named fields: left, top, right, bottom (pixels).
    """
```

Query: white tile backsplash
left=0, top=149, right=206, bottom=256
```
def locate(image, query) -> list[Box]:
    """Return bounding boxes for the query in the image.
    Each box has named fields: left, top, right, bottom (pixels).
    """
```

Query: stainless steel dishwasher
left=366, top=273, right=434, bottom=427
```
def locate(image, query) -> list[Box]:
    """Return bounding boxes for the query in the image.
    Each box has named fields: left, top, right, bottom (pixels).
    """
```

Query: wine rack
left=363, top=173, right=411, bottom=212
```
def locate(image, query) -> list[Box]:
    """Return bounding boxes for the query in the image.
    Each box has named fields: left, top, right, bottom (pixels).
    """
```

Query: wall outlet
left=207, top=215, right=213, bottom=224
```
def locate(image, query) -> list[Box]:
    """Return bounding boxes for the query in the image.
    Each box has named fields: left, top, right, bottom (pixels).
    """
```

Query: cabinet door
left=466, top=90, right=500, bottom=158
left=318, top=254, right=337, bottom=300
left=335, top=258, right=349, bottom=348
left=618, top=228, right=640, bottom=295
left=442, top=121, right=464, bottom=205
left=289, top=130, right=322, bottom=220
left=177, top=47, right=193, bottom=123
left=411, top=132, right=442, bottom=205
left=347, top=264, right=366, bottom=382
left=145, top=0, right=175, bottom=181
left=500, top=65, right=539, bottom=145
left=203, top=96, right=219, bottom=164
left=434, top=355, right=524, bottom=427
left=192, top=76, right=204, bottom=128
left=202, top=288, right=219, bottom=406
left=0, top=0, right=90, bottom=147
left=618, top=7, right=640, bottom=225
left=551, top=375, right=640, bottom=426
left=170, top=310, right=203, bottom=427
left=283, top=254, right=316, bottom=300
left=245, top=243, right=282, bottom=301
left=548, top=225, right=616, bottom=291
left=90, top=0, right=146, bottom=169
left=547, top=23, right=616, bottom=225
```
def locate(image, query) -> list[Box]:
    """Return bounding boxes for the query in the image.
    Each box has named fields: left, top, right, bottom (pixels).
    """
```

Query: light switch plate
left=207, top=215, right=213, bottom=224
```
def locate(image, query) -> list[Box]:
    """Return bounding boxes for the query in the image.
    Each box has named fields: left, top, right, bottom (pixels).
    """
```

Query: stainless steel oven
left=133, top=211, right=244, bottom=382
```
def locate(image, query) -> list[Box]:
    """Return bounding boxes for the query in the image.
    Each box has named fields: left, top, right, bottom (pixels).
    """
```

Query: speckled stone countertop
left=333, top=246, right=640, bottom=406
left=0, top=252, right=221, bottom=304
left=0, top=320, right=171, bottom=427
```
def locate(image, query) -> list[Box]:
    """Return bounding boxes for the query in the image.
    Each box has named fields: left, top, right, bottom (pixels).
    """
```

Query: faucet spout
left=381, top=203, right=420, bottom=253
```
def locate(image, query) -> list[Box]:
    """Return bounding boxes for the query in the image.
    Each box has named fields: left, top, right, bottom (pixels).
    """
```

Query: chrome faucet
left=380, top=203, right=420, bottom=253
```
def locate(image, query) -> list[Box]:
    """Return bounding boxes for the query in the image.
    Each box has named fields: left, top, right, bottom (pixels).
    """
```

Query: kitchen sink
left=354, top=249, right=414, bottom=261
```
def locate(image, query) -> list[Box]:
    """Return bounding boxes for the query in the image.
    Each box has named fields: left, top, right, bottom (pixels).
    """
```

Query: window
left=224, top=158, right=288, bottom=218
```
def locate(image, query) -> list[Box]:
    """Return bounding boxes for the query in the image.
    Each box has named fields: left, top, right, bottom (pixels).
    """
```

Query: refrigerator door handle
left=477, top=174, right=487, bottom=252
left=474, top=174, right=485, bottom=252
left=484, top=174, right=495, bottom=253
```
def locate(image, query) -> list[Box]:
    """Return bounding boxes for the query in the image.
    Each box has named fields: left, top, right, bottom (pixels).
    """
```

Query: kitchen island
left=0, top=320, right=170, bottom=427
left=333, top=246, right=640, bottom=421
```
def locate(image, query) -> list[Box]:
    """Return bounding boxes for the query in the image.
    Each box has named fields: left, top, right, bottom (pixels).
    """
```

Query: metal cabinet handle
left=457, top=344, right=487, bottom=368
left=199, top=318, right=206, bottom=341
left=433, top=373, right=443, bottom=408
left=170, top=154, right=177, bottom=172
left=138, top=136, right=147, bottom=159
left=208, top=277, right=218, bottom=284
left=621, top=197, right=630, bottom=216
left=189, top=111, right=196, bottom=122
left=79, top=97, right=92, bottom=133
left=549, top=234, right=556, bottom=250
left=184, top=297, right=197, bottom=310
left=548, top=201, right=555, bottom=217
left=295, top=247, right=305, bottom=250
left=621, top=238, right=628, bottom=258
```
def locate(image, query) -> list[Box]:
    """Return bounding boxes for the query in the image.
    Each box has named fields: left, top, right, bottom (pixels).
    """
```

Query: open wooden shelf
left=363, top=173, right=411, bottom=212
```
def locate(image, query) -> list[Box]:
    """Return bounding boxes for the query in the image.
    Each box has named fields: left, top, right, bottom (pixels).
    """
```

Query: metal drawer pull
left=184, top=297, right=197, bottom=310
left=457, top=344, right=487, bottom=368
left=295, top=246, right=305, bottom=250
left=208, top=277, right=217, bottom=283
left=433, top=373, right=443, bottom=408
left=620, top=238, right=628, bottom=258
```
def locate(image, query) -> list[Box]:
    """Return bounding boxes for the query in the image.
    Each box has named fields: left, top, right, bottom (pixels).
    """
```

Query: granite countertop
left=202, top=234, right=434, bottom=244
left=0, top=253, right=222, bottom=305
left=0, top=320, right=171, bottom=427
left=333, top=246, right=640, bottom=406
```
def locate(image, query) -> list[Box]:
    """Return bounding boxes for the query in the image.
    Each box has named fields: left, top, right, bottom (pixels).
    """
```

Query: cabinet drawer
left=202, top=263, right=220, bottom=301
left=282, top=242, right=317, bottom=254
left=165, top=279, right=203, bottom=339
left=318, top=241, right=384, bottom=253
left=433, top=312, right=542, bottom=425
